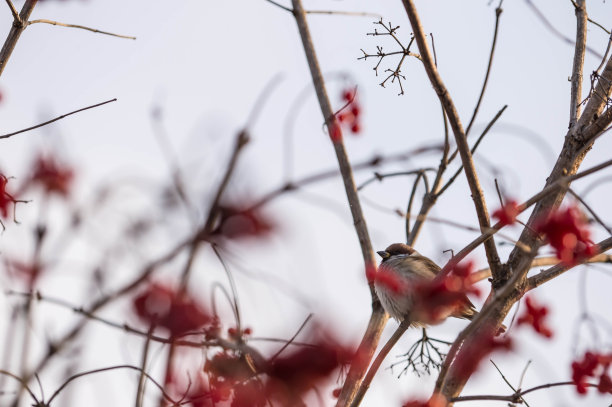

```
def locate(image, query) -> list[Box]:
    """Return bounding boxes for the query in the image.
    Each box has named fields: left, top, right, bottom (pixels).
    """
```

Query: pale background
left=0, top=0, right=611, bottom=406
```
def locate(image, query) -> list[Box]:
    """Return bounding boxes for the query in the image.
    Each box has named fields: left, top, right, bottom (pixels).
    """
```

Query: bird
left=374, top=243, right=478, bottom=327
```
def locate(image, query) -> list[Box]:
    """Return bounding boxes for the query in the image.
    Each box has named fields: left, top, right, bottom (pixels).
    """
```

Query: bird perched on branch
left=374, top=243, right=479, bottom=327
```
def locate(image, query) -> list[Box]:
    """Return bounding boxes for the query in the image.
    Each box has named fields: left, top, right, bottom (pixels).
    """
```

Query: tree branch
left=569, top=0, right=587, bottom=128
left=28, top=19, right=136, bottom=40
left=527, top=237, right=612, bottom=289
left=0, top=0, right=38, bottom=77
left=401, top=0, right=501, bottom=277
left=0, top=98, right=117, bottom=139
left=289, top=1, right=382, bottom=405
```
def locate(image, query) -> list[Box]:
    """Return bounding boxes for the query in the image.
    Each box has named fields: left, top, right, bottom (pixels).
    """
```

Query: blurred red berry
left=337, top=88, right=362, bottom=137
left=454, top=328, right=513, bottom=380
left=133, top=282, right=212, bottom=337
left=517, top=296, right=553, bottom=338
left=572, top=351, right=612, bottom=395
left=535, top=205, right=597, bottom=266
left=266, top=331, right=353, bottom=403
left=402, top=394, right=447, bottom=407
left=8, top=260, right=43, bottom=288
left=214, top=204, right=275, bottom=241
left=232, top=380, right=267, bottom=407
left=492, top=200, right=520, bottom=226
left=0, top=175, right=16, bottom=219
left=341, top=89, right=355, bottom=102
left=29, top=154, right=74, bottom=197
left=329, top=122, right=343, bottom=142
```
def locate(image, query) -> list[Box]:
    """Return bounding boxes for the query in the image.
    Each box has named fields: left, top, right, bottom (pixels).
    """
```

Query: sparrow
left=374, top=243, right=478, bottom=326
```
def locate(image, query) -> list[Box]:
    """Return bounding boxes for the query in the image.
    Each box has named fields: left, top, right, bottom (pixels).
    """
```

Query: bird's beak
left=377, top=251, right=390, bottom=259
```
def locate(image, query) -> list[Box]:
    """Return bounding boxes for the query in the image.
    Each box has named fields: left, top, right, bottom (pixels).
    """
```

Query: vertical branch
left=406, top=106, right=449, bottom=246
left=350, top=321, right=410, bottom=407
left=401, top=0, right=501, bottom=276
left=290, top=1, right=384, bottom=405
left=569, top=0, right=587, bottom=127
left=0, top=0, right=38, bottom=77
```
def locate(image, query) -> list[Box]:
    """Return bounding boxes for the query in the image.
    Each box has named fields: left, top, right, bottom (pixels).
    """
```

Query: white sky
left=0, top=0, right=611, bottom=406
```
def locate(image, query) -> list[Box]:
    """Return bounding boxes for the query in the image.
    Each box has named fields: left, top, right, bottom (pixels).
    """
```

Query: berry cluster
left=337, top=88, right=362, bottom=135
left=572, top=351, right=612, bottom=395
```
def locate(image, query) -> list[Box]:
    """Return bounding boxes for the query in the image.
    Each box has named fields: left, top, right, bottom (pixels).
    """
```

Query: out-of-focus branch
left=0, top=0, right=38, bottom=77
left=401, top=0, right=501, bottom=277
left=28, top=19, right=136, bottom=40
left=290, top=1, right=384, bottom=405
left=19, top=234, right=194, bottom=387
left=251, top=146, right=440, bottom=211
left=569, top=0, right=587, bottom=128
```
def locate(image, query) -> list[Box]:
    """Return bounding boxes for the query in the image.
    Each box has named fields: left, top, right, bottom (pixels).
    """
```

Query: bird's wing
left=410, top=255, right=441, bottom=277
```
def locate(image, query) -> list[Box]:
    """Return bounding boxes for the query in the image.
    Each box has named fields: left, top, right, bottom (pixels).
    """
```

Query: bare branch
left=465, top=1, right=503, bottom=136
left=451, top=381, right=599, bottom=403
left=4, top=0, right=20, bottom=23
left=0, top=98, right=117, bottom=139
left=472, top=253, right=612, bottom=283
left=569, top=0, right=587, bottom=128
left=28, top=19, right=136, bottom=40
left=527, top=237, right=612, bottom=289
left=0, top=0, right=37, bottom=77
left=291, top=2, right=382, bottom=404
left=524, top=0, right=601, bottom=59
left=350, top=321, right=410, bottom=407
left=401, top=0, right=502, bottom=277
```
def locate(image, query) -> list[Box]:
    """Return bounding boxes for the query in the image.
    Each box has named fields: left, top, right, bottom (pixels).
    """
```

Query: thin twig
left=569, top=0, right=611, bottom=35
left=0, top=98, right=117, bottom=139
left=357, top=168, right=435, bottom=191
left=406, top=171, right=426, bottom=240
left=47, top=365, right=175, bottom=405
left=211, top=245, right=242, bottom=331
left=28, top=19, right=136, bottom=40
left=4, top=0, right=20, bottom=23
left=524, top=0, right=602, bottom=59
left=451, top=381, right=597, bottom=403
left=135, top=326, right=154, bottom=407
left=438, top=105, right=508, bottom=196
left=269, top=314, right=313, bottom=361
left=252, top=146, right=440, bottom=211
left=465, top=0, right=503, bottom=136
left=263, top=0, right=292, bottom=13
left=306, top=10, right=382, bottom=19
left=0, top=370, right=38, bottom=403
left=568, top=188, right=612, bottom=236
